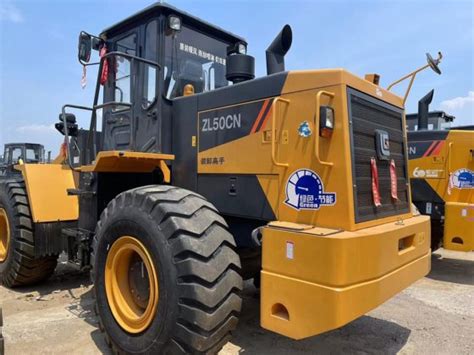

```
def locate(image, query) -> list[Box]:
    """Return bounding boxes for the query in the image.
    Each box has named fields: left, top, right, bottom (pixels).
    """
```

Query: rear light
left=319, top=106, right=334, bottom=137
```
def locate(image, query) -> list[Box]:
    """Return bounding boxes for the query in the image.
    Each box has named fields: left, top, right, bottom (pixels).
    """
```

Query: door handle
left=271, top=97, right=290, bottom=168
left=147, top=109, right=157, bottom=119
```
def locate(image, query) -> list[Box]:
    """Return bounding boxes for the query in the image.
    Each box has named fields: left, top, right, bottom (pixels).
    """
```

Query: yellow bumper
left=260, top=215, right=431, bottom=339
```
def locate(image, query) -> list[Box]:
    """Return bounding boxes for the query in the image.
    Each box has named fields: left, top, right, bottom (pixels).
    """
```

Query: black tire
left=92, top=185, right=243, bottom=354
left=0, top=179, right=58, bottom=287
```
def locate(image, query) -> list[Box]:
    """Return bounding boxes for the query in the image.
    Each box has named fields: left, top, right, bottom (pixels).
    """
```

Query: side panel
left=408, top=130, right=473, bottom=204
left=408, top=130, right=474, bottom=250
left=171, top=73, right=288, bottom=220
left=196, top=99, right=278, bottom=220
left=197, top=85, right=356, bottom=229
left=17, top=164, right=79, bottom=223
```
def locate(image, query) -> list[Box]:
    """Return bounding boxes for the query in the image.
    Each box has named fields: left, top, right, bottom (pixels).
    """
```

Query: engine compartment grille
left=347, top=88, right=410, bottom=223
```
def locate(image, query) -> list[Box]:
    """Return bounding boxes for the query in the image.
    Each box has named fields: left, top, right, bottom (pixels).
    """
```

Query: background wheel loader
left=408, top=90, right=474, bottom=252
left=0, top=3, right=442, bottom=354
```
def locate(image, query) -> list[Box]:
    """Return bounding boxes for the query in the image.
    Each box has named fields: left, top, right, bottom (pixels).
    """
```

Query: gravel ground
left=0, top=249, right=472, bottom=355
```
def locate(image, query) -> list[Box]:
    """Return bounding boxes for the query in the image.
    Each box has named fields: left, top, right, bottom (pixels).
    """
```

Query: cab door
left=102, top=31, right=137, bottom=151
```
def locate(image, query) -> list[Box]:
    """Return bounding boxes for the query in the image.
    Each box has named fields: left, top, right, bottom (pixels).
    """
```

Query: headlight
left=168, top=15, right=182, bottom=31
left=319, top=106, right=335, bottom=137
left=238, top=43, right=247, bottom=55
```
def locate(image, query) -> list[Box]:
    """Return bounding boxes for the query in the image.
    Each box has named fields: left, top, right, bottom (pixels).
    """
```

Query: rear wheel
left=0, top=179, right=58, bottom=287
left=92, top=185, right=243, bottom=354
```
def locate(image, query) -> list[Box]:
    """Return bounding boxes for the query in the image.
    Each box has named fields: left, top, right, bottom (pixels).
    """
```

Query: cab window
left=143, top=20, right=158, bottom=109
left=164, top=25, right=229, bottom=99
left=3, top=148, right=10, bottom=164
left=11, top=148, right=23, bottom=163
left=113, top=33, right=136, bottom=110
left=26, top=148, right=41, bottom=163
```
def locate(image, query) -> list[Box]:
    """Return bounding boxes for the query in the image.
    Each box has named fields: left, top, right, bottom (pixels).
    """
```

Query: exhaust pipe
left=266, top=25, right=292, bottom=75
left=417, top=89, right=434, bottom=130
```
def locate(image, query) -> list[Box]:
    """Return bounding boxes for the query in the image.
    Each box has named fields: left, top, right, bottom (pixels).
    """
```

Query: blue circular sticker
left=285, top=169, right=336, bottom=210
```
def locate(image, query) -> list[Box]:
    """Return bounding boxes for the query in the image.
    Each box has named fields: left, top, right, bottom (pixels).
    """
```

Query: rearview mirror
left=78, top=31, right=92, bottom=63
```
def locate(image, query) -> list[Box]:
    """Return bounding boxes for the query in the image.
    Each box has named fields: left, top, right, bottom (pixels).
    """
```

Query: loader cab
left=78, top=3, right=246, bottom=158
left=0, top=143, right=45, bottom=176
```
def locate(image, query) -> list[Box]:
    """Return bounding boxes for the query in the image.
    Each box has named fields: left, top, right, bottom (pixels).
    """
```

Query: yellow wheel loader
left=0, top=3, right=442, bottom=353
left=408, top=91, right=474, bottom=251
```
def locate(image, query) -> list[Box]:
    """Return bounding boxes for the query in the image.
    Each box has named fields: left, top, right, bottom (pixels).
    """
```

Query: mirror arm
left=386, top=63, right=432, bottom=106
left=387, top=51, right=443, bottom=105
left=387, top=63, right=430, bottom=91
left=402, top=72, right=418, bottom=105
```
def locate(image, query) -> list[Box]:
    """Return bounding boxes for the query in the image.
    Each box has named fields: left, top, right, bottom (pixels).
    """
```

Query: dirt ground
left=0, top=249, right=473, bottom=355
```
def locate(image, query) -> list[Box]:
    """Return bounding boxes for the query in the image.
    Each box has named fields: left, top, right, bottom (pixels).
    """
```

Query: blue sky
left=1, top=0, right=473, bottom=154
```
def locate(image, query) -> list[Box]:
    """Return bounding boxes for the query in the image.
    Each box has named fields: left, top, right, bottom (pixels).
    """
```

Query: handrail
left=61, top=104, right=93, bottom=171
left=101, top=51, right=162, bottom=70
left=271, top=98, right=290, bottom=168
left=314, top=91, right=335, bottom=167
left=80, top=50, right=162, bottom=70
left=61, top=102, right=134, bottom=171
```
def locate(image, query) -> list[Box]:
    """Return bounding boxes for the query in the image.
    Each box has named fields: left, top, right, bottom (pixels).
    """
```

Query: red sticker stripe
left=422, top=141, right=437, bottom=157
left=250, top=99, right=270, bottom=134
left=430, top=141, right=445, bottom=156
left=257, top=104, right=273, bottom=132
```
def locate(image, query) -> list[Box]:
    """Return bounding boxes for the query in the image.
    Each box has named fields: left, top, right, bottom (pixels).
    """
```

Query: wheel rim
left=0, top=208, right=10, bottom=263
left=105, top=236, right=159, bottom=334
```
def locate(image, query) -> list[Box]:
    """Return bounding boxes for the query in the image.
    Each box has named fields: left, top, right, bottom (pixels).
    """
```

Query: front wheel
left=92, top=185, right=243, bottom=354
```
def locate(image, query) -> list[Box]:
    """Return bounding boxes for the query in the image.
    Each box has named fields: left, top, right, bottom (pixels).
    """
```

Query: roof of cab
left=5, top=143, right=44, bottom=147
left=100, top=2, right=246, bottom=44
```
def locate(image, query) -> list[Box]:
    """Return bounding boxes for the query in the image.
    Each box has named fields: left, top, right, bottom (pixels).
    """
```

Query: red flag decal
left=371, top=157, right=382, bottom=207
left=100, top=45, right=108, bottom=85
left=60, top=137, right=68, bottom=159
left=390, top=159, right=398, bottom=201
